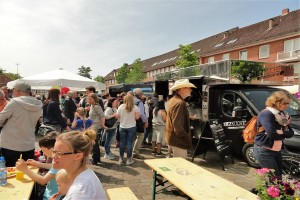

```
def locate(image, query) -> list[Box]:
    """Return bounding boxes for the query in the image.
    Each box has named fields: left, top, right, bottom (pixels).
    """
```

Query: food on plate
left=7, top=167, right=17, bottom=177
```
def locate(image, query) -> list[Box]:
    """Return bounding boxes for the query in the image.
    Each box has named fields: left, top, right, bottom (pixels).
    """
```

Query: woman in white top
left=88, top=93, right=106, bottom=165
left=152, top=100, right=167, bottom=156
left=51, top=129, right=107, bottom=200
left=116, top=94, right=140, bottom=165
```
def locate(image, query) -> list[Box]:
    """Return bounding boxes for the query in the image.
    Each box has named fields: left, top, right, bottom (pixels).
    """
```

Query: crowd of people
left=0, top=79, right=295, bottom=199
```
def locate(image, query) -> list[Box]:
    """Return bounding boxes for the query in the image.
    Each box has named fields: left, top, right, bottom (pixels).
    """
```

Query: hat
left=170, top=79, right=196, bottom=91
left=13, top=82, right=31, bottom=94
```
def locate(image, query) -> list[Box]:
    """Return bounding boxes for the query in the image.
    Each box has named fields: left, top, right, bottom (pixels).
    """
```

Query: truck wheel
left=282, top=156, right=300, bottom=179
left=242, top=143, right=260, bottom=168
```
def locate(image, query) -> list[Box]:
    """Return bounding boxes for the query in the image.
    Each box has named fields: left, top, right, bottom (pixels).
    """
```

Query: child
left=16, top=131, right=59, bottom=200
left=71, top=107, right=93, bottom=131
left=49, top=169, right=71, bottom=200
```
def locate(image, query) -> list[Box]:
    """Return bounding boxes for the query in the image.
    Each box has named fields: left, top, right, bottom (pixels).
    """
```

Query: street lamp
left=16, top=63, right=20, bottom=75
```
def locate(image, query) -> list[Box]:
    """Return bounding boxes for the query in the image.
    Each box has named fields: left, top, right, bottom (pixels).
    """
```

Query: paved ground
left=90, top=143, right=257, bottom=200
left=35, top=136, right=256, bottom=199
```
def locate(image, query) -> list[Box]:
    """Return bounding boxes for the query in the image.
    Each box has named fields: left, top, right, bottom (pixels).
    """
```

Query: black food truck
left=109, top=83, right=154, bottom=97
left=154, top=60, right=300, bottom=169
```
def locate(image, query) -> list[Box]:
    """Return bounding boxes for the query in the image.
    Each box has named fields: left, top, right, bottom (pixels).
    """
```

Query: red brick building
left=105, top=8, right=300, bottom=88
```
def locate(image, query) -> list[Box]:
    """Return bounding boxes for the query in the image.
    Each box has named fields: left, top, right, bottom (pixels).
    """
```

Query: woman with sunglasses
left=52, top=129, right=107, bottom=199
left=253, top=91, right=294, bottom=178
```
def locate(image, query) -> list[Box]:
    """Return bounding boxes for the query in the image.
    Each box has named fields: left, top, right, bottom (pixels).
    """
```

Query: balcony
left=277, top=50, right=300, bottom=62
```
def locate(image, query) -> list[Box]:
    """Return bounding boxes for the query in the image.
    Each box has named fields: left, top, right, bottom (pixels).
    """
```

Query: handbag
left=37, top=124, right=57, bottom=136
left=105, top=117, right=118, bottom=128
left=136, top=118, right=145, bottom=133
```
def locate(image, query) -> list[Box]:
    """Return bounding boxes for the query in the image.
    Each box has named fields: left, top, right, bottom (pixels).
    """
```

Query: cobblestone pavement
left=90, top=144, right=256, bottom=200
left=35, top=136, right=256, bottom=199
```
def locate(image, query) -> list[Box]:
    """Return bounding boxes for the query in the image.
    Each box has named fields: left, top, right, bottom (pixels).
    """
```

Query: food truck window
left=222, top=93, right=247, bottom=117
left=222, top=93, right=235, bottom=116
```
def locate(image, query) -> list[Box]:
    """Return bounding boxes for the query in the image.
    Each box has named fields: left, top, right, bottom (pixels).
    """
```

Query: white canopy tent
left=7, top=69, right=106, bottom=91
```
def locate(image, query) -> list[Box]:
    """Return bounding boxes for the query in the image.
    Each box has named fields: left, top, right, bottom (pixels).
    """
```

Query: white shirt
left=117, top=104, right=140, bottom=128
left=63, top=168, right=107, bottom=200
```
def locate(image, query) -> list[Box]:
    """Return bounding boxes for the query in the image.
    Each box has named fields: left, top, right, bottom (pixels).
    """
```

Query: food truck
left=154, top=60, right=300, bottom=168
left=109, top=83, right=154, bottom=97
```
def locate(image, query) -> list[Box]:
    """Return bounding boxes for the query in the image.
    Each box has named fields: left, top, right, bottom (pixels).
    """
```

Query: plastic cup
left=16, top=171, right=24, bottom=180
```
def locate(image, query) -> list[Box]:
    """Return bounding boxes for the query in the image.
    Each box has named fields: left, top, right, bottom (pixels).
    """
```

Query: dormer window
left=214, top=43, right=223, bottom=48
left=227, top=39, right=238, bottom=45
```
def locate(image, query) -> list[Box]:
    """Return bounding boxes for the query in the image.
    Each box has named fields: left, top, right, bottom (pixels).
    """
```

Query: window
left=284, top=38, right=300, bottom=52
left=240, top=50, right=248, bottom=60
left=215, top=43, right=223, bottom=48
left=222, top=53, right=229, bottom=60
left=227, top=39, right=238, bottom=45
left=208, top=57, right=215, bottom=63
left=259, top=45, right=270, bottom=59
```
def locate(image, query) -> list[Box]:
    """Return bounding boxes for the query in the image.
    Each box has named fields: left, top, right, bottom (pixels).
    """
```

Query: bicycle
left=281, top=146, right=300, bottom=179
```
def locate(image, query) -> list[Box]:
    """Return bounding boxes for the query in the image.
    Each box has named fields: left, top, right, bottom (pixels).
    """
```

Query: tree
left=78, top=66, right=92, bottom=79
left=125, top=58, right=146, bottom=83
left=0, top=67, right=6, bottom=75
left=5, top=72, right=21, bottom=80
left=231, top=60, right=265, bottom=83
left=94, top=75, right=105, bottom=83
left=116, top=63, right=130, bottom=84
left=176, top=44, right=198, bottom=68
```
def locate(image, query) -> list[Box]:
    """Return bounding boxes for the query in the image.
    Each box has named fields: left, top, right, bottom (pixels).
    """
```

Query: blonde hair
left=87, top=93, right=98, bottom=105
left=56, top=169, right=70, bottom=184
left=124, top=94, right=134, bottom=112
left=56, top=129, right=96, bottom=167
left=76, top=107, right=86, bottom=117
left=265, top=91, right=289, bottom=109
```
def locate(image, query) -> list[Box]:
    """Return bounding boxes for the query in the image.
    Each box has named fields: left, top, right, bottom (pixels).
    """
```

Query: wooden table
left=145, top=158, right=259, bottom=200
left=0, top=168, right=39, bottom=200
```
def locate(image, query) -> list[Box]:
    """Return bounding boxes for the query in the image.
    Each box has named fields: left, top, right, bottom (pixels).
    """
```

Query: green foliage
left=0, top=67, right=6, bottom=75
left=5, top=72, right=21, bottom=80
left=176, top=44, right=199, bottom=68
left=0, top=67, right=21, bottom=80
left=125, top=58, right=146, bottom=83
left=78, top=65, right=92, bottom=79
left=231, top=60, right=265, bottom=83
left=94, top=75, right=105, bottom=83
left=116, top=63, right=130, bottom=84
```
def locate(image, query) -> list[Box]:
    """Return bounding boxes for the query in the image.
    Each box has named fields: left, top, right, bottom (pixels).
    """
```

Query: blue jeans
left=104, top=128, right=116, bottom=155
left=253, top=144, right=283, bottom=178
left=143, top=127, right=153, bottom=143
left=119, top=127, right=137, bottom=158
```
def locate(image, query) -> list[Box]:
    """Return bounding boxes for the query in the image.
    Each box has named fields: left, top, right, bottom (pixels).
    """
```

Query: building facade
left=105, top=8, right=300, bottom=89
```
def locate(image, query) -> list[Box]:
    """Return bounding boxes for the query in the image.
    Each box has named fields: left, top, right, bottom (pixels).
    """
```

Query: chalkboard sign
left=209, top=119, right=232, bottom=160
left=192, top=119, right=234, bottom=170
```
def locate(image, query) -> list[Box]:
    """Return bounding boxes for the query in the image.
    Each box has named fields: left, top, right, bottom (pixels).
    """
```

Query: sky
left=0, top=0, right=299, bottom=79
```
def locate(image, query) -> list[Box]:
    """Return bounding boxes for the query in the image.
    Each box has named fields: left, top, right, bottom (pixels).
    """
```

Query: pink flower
left=256, top=168, right=270, bottom=175
left=267, top=186, right=280, bottom=197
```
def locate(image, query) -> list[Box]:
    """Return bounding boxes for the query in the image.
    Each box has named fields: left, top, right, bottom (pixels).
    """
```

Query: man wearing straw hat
left=165, top=79, right=196, bottom=159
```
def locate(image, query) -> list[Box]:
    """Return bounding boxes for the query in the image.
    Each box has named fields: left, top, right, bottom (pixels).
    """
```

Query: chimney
left=223, top=31, right=228, bottom=39
left=268, top=19, right=274, bottom=29
left=282, top=8, right=289, bottom=16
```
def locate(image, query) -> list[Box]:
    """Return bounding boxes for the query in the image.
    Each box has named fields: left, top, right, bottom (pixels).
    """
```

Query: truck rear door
left=210, top=88, right=253, bottom=155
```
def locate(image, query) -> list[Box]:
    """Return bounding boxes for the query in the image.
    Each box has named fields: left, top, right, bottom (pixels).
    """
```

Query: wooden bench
left=106, top=187, right=138, bottom=200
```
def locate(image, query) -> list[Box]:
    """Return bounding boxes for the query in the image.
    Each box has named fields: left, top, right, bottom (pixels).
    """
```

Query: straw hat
left=170, top=79, right=196, bottom=91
